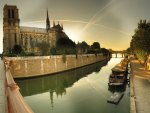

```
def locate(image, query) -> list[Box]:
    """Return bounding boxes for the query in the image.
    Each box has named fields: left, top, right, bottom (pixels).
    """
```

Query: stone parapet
left=4, top=54, right=107, bottom=78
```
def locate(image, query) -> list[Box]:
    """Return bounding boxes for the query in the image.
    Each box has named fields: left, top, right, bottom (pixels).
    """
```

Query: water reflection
left=16, top=58, right=129, bottom=113
left=16, top=60, right=109, bottom=101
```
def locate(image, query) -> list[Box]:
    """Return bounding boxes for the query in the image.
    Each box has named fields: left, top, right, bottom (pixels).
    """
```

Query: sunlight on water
left=16, top=58, right=129, bottom=113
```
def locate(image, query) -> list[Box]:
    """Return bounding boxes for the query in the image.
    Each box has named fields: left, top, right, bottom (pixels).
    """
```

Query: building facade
left=3, top=4, right=69, bottom=54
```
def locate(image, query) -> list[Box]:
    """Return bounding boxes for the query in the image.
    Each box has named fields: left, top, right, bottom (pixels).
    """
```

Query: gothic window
left=12, top=9, right=14, bottom=18
left=20, top=34, right=23, bottom=45
left=15, top=33, right=17, bottom=44
left=25, top=36, right=27, bottom=46
left=8, top=9, right=11, bottom=18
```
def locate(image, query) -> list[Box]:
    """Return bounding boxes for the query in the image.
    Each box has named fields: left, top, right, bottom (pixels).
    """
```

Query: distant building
left=3, top=4, right=69, bottom=54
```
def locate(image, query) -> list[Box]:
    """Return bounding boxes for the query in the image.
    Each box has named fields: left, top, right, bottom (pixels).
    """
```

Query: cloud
left=80, top=0, right=116, bottom=35
left=22, top=19, right=130, bottom=36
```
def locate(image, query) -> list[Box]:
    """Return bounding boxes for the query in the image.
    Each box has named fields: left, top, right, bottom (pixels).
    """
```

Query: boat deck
left=107, top=92, right=124, bottom=104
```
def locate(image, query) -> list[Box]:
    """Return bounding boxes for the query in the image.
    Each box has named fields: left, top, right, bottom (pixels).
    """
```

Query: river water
left=16, top=57, right=130, bottom=113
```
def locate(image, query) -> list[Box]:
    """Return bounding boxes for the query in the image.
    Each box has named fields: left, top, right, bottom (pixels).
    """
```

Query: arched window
left=8, top=9, right=11, bottom=18
left=12, top=9, right=14, bottom=18
left=15, top=33, right=17, bottom=44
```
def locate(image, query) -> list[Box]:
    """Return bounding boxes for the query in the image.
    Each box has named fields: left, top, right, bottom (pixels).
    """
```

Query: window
left=15, top=33, right=17, bottom=44
left=8, top=9, right=11, bottom=18
left=12, top=9, right=14, bottom=18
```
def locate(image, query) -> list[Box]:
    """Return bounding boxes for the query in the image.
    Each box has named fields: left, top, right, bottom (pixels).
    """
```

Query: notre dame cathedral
left=3, top=4, right=69, bottom=54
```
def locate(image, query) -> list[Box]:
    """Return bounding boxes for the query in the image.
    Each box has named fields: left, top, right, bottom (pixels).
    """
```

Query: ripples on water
left=16, top=57, right=129, bottom=113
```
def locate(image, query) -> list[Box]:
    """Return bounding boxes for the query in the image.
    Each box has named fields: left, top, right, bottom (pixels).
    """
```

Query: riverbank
left=130, top=58, right=150, bottom=113
left=4, top=54, right=108, bottom=78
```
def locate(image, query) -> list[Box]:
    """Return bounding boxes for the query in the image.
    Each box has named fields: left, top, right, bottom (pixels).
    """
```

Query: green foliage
left=56, top=38, right=76, bottom=54
left=12, top=45, right=23, bottom=55
left=50, top=47, right=57, bottom=55
left=126, top=47, right=131, bottom=54
left=76, top=53, right=78, bottom=59
left=77, top=41, right=89, bottom=54
left=36, top=41, right=50, bottom=55
left=57, top=38, right=76, bottom=49
left=89, top=42, right=101, bottom=54
left=25, top=52, right=35, bottom=56
left=101, top=48, right=110, bottom=56
left=130, top=20, right=150, bottom=60
left=80, top=41, right=89, bottom=49
left=134, top=49, right=148, bottom=61
left=62, top=54, right=67, bottom=63
left=4, top=45, right=25, bottom=57
left=91, top=42, right=100, bottom=50
left=0, top=54, right=2, bottom=59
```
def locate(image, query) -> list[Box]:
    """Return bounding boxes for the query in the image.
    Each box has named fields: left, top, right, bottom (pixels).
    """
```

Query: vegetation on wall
left=4, top=45, right=25, bottom=57
left=36, top=41, right=50, bottom=55
left=12, top=45, right=23, bottom=55
left=62, top=54, right=67, bottom=63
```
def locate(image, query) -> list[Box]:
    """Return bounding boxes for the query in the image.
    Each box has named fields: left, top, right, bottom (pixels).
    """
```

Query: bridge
left=109, top=50, right=126, bottom=58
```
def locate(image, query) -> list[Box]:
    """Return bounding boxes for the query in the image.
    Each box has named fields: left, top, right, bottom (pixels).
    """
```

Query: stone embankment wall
left=5, top=54, right=107, bottom=78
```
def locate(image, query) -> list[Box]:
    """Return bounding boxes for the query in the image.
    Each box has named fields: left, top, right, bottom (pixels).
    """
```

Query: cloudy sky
left=0, top=0, right=150, bottom=53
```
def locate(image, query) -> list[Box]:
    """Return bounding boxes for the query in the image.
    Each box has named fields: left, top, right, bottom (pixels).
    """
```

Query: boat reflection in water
left=108, top=83, right=129, bottom=93
left=16, top=58, right=129, bottom=113
left=16, top=60, right=109, bottom=99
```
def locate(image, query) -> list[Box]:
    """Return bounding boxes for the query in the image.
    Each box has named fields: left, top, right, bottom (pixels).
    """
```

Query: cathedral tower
left=3, top=4, right=20, bottom=53
left=46, top=9, right=50, bottom=32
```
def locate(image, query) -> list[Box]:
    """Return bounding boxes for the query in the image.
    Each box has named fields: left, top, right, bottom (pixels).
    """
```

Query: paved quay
left=0, top=60, right=6, bottom=113
left=130, top=59, right=150, bottom=113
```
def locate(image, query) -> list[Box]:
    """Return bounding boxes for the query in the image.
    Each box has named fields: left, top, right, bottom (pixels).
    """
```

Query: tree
left=89, top=42, right=101, bottom=54
left=91, top=42, right=100, bottom=50
left=36, top=41, right=50, bottom=55
left=101, top=48, right=110, bottom=56
left=50, top=47, right=57, bottom=55
left=76, top=41, right=89, bottom=54
left=12, top=44, right=23, bottom=55
left=130, top=20, right=150, bottom=61
left=56, top=38, right=76, bottom=54
left=57, top=38, right=76, bottom=49
left=0, top=53, right=2, bottom=58
left=126, top=47, right=131, bottom=54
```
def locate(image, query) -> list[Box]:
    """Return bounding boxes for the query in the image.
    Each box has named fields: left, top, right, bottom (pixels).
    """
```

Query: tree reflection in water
left=16, top=59, right=109, bottom=107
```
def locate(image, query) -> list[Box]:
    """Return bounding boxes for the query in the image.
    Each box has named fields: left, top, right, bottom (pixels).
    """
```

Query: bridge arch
left=109, top=50, right=126, bottom=58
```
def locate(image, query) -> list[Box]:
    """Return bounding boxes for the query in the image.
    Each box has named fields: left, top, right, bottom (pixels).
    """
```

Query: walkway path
left=0, top=60, right=6, bottom=113
left=131, top=59, right=150, bottom=113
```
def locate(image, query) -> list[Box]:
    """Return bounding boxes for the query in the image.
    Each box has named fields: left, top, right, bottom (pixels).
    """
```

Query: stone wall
left=5, top=54, right=107, bottom=78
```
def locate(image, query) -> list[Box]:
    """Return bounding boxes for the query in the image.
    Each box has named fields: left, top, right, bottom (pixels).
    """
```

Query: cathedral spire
left=61, top=23, right=63, bottom=30
left=46, top=8, right=50, bottom=32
